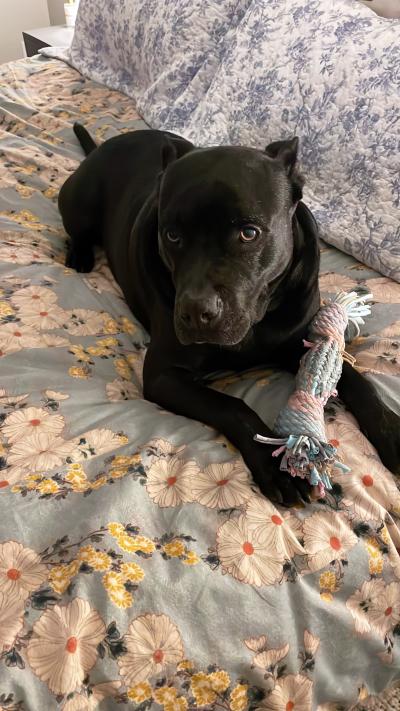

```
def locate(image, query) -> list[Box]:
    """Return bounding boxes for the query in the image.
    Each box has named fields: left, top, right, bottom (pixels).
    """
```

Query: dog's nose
left=180, top=294, right=222, bottom=330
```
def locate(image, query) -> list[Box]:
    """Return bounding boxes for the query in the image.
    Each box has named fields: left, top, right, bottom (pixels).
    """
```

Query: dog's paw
left=65, top=243, right=95, bottom=273
left=244, top=441, right=312, bottom=506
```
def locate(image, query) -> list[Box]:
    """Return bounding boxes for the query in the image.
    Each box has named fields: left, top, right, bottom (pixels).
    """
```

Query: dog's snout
left=180, top=293, right=222, bottom=330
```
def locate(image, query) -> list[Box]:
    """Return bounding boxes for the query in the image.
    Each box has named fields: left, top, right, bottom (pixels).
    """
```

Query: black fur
left=58, top=125, right=400, bottom=505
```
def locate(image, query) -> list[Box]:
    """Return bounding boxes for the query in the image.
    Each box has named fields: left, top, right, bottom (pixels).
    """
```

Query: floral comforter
left=0, top=56, right=400, bottom=711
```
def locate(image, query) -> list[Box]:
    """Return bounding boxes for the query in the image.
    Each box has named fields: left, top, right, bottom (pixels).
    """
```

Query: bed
left=0, top=54, right=400, bottom=711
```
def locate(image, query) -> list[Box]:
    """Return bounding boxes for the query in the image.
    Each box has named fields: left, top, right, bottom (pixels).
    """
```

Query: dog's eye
left=239, top=226, right=260, bottom=243
left=166, top=231, right=181, bottom=244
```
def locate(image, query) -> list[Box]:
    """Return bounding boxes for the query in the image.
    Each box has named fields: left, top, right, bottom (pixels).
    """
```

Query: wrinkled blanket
left=46, top=0, right=400, bottom=281
left=0, top=56, right=400, bottom=711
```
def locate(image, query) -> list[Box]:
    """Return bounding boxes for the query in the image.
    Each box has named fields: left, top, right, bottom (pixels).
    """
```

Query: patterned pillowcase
left=59, top=0, right=400, bottom=280
left=69, top=0, right=251, bottom=122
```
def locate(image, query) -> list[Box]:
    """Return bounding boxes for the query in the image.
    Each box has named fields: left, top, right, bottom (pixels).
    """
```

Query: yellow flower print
left=49, top=560, right=80, bottom=594
left=108, top=522, right=125, bottom=536
left=380, top=526, right=390, bottom=545
left=22, top=474, right=43, bottom=490
left=65, top=464, right=89, bottom=488
left=108, top=586, right=133, bottom=608
left=69, top=345, right=92, bottom=363
left=128, top=681, right=152, bottom=703
left=230, top=684, right=248, bottom=711
left=18, top=165, right=37, bottom=175
left=102, top=317, right=119, bottom=334
left=369, top=557, right=383, bottom=575
left=36, top=479, right=59, bottom=495
left=86, top=345, right=110, bottom=357
left=67, top=560, right=80, bottom=576
left=117, top=434, right=129, bottom=445
left=68, top=366, right=90, bottom=379
left=65, top=466, right=90, bottom=491
left=43, top=186, right=58, bottom=199
left=126, top=353, right=140, bottom=368
left=365, top=537, right=384, bottom=576
left=114, top=357, right=132, bottom=380
left=88, top=551, right=112, bottom=571
left=153, top=687, right=177, bottom=705
left=182, top=551, right=200, bottom=566
left=319, top=571, right=338, bottom=593
left=165, top=698, right=188, bottom=711
left=16, top=184, right=35, bottom=198
left=163, top=540, right=186, bottom=558
left=177, top=660, right=194, bottom=671
left=116, top=534, right=155, bottom=555
left=209, top=671, right=230, bottom=693
left=120, top=316, right=136, bottom=334
left=110, top=466, right=129, bottom=480
left=49, top=576, right=71, bottom=595
left=70, top=479, right=91, bottom=492
left=112, top=456, right=131, bottom=467
left=320, top=592, right=333, bottom=604
left=0, top=301, right=14, bottom=317
left=1, top=209, right=44, bottom=230
left=69, top=463, right=85, bottom=473
left=365, top=538, right=381, bottom=557
left=103, top=571, right=124, bottom=591
left=120, top=561, right=145, bottom=582
left=91, top=476, right=107, bottom=490
left=78, top=545, right=96, bottom=562
left=98, top=337, right=119, bottom=348
left=191, top=673, right=216, bottom=706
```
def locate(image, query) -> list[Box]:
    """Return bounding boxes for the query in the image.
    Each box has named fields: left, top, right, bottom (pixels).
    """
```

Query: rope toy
left=254, top=291, right=373, bottom=497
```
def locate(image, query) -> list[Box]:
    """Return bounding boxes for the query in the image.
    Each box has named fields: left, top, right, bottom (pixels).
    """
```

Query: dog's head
left=157, top=137, right=304, bottom=346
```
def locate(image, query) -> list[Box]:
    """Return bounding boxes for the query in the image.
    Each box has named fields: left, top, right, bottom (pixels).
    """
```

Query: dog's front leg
left=338, top=361, right=400, bottom=475
left=143, top=358, right=311, bottom=505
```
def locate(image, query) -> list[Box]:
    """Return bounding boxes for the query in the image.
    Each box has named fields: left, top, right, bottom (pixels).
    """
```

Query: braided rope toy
left=254, top=291, right=373, bottom=497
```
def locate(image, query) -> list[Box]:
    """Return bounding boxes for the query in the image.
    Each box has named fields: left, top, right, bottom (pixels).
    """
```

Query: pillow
left=67, top=0, right=252, bottom=125
left=51, top=0, right=400, bottom=280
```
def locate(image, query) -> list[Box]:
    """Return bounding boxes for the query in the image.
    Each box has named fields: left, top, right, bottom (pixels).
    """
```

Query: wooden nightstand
left=22, top=26, right=74, bottom=58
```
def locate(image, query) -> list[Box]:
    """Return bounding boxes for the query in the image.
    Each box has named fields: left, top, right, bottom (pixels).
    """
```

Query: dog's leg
left=143, top=356, right=311, bottom=505
left=65, top=232, right=96, bottom=273
left=338, top=361, right=400, bottom=474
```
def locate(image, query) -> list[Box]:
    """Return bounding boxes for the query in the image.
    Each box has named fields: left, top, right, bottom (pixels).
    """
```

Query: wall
left=0, top=0, right=50, bottom=64
left=359, top=0, right=400, bottom=17
left=47, top=0, right=67, bottom=26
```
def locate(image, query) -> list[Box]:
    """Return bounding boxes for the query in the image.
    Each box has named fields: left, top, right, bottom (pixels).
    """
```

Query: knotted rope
left=254, top=291, right=373, bottom=497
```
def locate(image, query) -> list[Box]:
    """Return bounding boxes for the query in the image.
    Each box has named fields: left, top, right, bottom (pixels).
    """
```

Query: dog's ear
left=264, top=136, right=304, bottom=202
left=161, top=135, right=193, bottom=170
left=264, top=136, right=298, bottom=175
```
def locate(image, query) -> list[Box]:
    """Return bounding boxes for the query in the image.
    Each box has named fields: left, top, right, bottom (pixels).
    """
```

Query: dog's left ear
left=264, top=136, right=304, bottom=202
left=264, top=137, right=298, bottom=176
left=161, top=136, right=194, bottom=171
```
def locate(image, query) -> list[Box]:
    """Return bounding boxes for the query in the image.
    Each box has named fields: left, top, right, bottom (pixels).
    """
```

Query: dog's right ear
left=161, top=135, right=193, bottom=170
left=265, top=136, right=304, bottom=203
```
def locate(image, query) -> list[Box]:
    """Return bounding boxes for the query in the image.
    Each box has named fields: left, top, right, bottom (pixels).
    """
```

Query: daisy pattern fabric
left=0, top=55, right=400, bottom=710
left=47, top=0, right=400, bottom=281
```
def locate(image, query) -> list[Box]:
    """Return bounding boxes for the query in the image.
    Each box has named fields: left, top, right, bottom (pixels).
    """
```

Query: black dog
left=59, top=124, right=400, bottom=505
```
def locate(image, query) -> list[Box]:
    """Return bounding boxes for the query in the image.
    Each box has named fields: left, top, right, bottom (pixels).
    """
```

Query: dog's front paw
left=243, top=440, right=312, bottom=506
left=65, top=242, right=95, bottom=273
